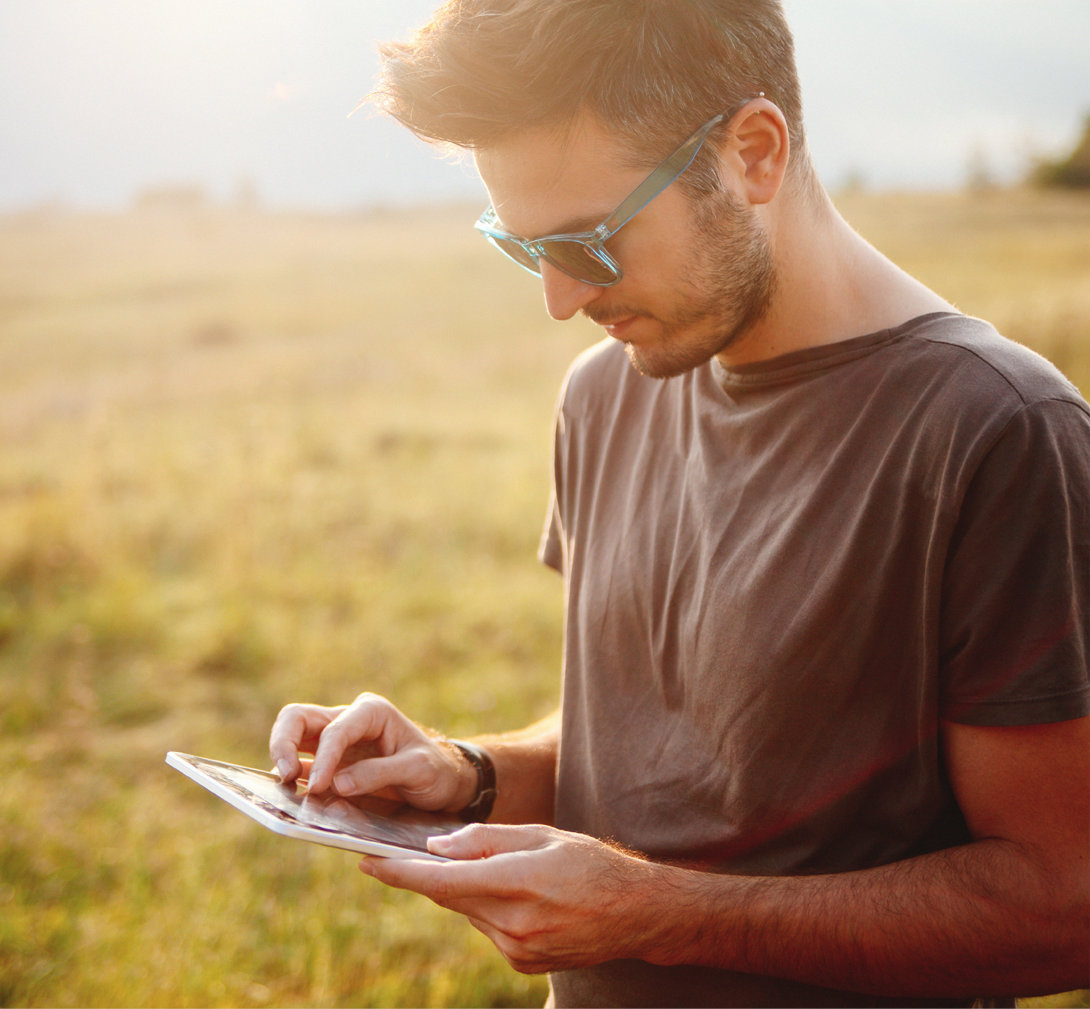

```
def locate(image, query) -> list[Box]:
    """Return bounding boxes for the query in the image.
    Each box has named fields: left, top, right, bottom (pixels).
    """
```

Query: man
left=269, top=2, right=1090, bottom=1005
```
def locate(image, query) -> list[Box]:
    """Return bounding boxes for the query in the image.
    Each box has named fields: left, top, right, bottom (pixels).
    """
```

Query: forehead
left=474, top=113, right=647, bottom=239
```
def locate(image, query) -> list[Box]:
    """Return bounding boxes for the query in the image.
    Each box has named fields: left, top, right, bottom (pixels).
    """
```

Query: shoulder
left=877, top=315, right=1090, bottom=472
left=905, top=314, right=1087, bottom=415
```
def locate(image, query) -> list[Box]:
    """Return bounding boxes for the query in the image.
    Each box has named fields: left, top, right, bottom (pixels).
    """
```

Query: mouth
left=596, top=315, right=641, bottom=341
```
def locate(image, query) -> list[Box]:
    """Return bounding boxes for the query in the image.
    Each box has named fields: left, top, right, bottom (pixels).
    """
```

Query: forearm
left=465, top=710, right=559, bottom=825
left=637, top=838, right=1088, bottom=999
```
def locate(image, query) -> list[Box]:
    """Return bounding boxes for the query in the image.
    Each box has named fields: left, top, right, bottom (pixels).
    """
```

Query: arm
left=362, top=715, right=1090, bottom=998
left=268, top=692, right=558, bottom=824
left=643, top=715, right=1090, bottom=997
left=470, top=711, right=559, bottom=825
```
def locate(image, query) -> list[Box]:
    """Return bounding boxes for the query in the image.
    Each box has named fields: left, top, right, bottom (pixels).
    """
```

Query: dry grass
left=1, top=189, right=1087, bottom=1007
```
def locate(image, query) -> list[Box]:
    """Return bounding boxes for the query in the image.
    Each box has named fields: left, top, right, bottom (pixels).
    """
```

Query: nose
left=540, top=260, right=603, bottom=321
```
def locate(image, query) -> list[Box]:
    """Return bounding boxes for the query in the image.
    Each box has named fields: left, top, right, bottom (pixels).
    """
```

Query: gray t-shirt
left=539, top=313, right=1090, bottom=1008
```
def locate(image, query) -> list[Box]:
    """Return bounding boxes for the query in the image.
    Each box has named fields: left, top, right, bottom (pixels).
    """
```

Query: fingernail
left=276, top=759, right=292, bottom=782
left=334, top=772, right=354, bottom=793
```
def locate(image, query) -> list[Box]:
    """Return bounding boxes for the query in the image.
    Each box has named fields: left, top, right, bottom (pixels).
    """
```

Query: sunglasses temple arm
left=595, top=113, right=726, bottom=239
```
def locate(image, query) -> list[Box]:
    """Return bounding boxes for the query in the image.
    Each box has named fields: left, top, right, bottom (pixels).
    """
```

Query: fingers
left=269, top=693, right=461, bottom=809
left=306, top=693, right=406, bottom=794
left=358, top=825, right=587, bottom=976
left=360, top=824, right=556, bottom=896
left=429, top=822, right=554, bottom=860
left=360, top=852, right=554, bottom=974
left=325, top=746, right=432, bottom=803
left=273, top=693, right=432, bottom=797
left=268, top=703, right=344, bottom=783
left=359, top=849, right=496, bottom=902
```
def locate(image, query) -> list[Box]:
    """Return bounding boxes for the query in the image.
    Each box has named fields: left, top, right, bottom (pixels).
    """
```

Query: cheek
left=614, top=198, right=703, bottom=288
left=610, top=230, right=692, bottom=300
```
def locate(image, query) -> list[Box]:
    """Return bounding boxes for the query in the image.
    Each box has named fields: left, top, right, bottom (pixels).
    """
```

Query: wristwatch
left=449, top=739, right=497, bottom=822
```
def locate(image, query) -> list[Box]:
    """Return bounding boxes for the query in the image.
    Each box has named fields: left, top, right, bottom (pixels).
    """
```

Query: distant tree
left=1030, top=112, right=1090, bottom=189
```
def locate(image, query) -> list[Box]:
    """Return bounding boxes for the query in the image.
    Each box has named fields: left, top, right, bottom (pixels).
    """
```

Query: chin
left=624, top=324, right=745, bottom=380
left=624, top=341, right=704, bottom=381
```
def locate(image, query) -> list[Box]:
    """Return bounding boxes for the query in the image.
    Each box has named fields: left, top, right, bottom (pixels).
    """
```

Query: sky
left=1, top=0, right=1087, bottom=212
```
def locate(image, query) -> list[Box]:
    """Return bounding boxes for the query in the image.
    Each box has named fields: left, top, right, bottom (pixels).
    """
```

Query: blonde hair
left=374, top=0, right=814, bottom=194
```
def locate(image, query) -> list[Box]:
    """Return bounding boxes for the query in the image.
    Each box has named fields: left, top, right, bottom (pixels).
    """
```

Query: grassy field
left=1, top=188, right=1088, bottom=1008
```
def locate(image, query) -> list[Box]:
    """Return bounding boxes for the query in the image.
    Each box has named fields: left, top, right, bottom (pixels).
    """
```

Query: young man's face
left=475, top=112, right=776, bottom=379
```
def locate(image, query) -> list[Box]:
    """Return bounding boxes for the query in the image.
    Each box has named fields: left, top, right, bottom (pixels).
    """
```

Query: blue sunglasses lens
left=489, top=232, right=618, bottom=285
left=490, top=235, right=541, bottom=274
left=541, top=240, right=618, bottom=285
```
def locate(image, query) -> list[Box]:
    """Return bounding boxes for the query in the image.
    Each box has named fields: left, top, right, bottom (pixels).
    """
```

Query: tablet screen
left=167, top=751, right=462, bottom=858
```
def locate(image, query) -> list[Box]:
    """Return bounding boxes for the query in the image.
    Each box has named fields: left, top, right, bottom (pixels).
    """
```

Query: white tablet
left=166, top=751, right=461, bottom=860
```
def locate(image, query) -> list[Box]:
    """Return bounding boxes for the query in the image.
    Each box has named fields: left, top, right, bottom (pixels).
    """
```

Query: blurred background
left=2, top=0, right=1089, bottom=211
left=1, top=2, right=1088, bottom=1007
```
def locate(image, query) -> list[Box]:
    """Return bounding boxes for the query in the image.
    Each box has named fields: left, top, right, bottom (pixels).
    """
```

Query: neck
left=716, top=184, right=955, bottom=369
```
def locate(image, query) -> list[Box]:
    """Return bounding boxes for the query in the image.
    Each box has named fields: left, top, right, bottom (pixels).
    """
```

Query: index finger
left=305, top=696, right=399, bottom=794
left=268, top=703, right=343, bottom=783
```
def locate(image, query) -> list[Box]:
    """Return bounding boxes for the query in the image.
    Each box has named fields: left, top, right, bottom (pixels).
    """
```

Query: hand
left=268, top=692, right=475, bottom=813
left=359, top=823, right=676, bottom=974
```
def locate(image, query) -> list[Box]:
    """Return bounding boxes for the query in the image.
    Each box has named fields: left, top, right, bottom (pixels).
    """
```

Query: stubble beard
left=608, top=191, right=777, bottom=381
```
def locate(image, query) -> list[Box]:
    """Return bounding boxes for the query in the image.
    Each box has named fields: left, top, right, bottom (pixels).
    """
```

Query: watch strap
left=449, top=739, right=497, bottom=823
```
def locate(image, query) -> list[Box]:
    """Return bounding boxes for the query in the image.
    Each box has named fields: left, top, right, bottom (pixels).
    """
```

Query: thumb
left=428, top=822, right=554, bottom=860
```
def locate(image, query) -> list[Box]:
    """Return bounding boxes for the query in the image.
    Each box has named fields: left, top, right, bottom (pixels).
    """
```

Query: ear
left=717, top=97, right=790, bottom=205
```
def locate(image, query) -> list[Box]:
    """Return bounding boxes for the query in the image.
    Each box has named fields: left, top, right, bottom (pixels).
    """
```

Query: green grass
left=1, top=190, right=1087, bottom=1007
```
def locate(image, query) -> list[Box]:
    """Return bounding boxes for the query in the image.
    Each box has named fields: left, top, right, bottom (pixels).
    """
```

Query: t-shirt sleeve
left=940, top=398, right=1090, bottom=725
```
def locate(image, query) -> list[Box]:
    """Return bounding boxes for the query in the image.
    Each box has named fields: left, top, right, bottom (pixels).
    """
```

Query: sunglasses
left=474, top=96, right=761, bottom=287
